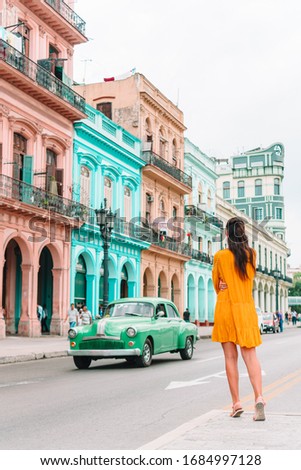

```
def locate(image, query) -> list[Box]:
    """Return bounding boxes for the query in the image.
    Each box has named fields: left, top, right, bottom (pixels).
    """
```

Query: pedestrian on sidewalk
left=80, top=305, right=92, bottom=325
left=41, top=304, right=49, bottom=333
left=211, top=217, right=265, bottom=421
left=67, top=303, right=78, bottom=328
left=183, top=307, right=190, bottom=322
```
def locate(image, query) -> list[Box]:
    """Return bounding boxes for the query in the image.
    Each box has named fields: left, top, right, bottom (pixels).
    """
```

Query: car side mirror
left=156, top=311, right=165, bottom=318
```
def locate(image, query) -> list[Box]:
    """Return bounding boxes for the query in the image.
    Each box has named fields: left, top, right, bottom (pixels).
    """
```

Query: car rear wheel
left=136, top=339, right=152, bottom=367
left=73, top=356, right=92, bottom=369
left=180, top=336, right=194, bottom=360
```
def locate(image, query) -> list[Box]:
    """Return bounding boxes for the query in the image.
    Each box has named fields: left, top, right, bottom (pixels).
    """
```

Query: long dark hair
left=226, top=217, right=255, bottom=279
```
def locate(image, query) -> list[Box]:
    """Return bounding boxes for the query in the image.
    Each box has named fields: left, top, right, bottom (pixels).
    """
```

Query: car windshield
left=106, top=302, right=154, bottom=318
left=263, top=313, right=273, bottom=320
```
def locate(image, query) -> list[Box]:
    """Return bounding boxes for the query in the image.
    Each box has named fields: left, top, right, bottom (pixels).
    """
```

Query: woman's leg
left=240, top=346, right=263, bottom=400
left=221, top=342, right=240, bottom=405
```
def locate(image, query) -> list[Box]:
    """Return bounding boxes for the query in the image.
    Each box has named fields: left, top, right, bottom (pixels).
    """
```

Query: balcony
left=190, top=249, right=213, bottom=265
left=0, top=40, right=86, bottom=121
left=185, top=205, right=223, bottom=229
left=113, top=218, right=152, bottom=243
left=0, top=174, right=89, bottom=221
left=141, top=150, right=192, bottom=194
left=19, top=0, right=87, bottom=45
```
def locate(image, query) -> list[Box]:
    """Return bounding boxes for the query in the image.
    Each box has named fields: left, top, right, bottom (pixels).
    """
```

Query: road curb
left=0, top=351, right=68, bottom=364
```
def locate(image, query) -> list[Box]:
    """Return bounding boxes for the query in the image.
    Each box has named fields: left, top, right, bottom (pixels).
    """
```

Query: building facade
left=72, top=105, right=150, bottom=316
left=184, top=138, right=222, bottom=324
left=216, top=143, right=286, bottom=240
left=0, top=0, right=87, bottom=337
left=75, top=74, right=192, bottom=314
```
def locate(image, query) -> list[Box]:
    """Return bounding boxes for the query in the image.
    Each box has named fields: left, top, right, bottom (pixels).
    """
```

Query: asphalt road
left=0, top=328, right=300, bottom=450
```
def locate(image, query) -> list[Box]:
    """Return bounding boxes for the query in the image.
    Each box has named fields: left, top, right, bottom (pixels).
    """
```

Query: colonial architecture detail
left=75, top=74, right=193, bottom=314
left=216, top=143, right=286, bottom=240
left=72, top=105, right=150, bottom=315
left=184, top=138, right=222, bottom=325
left=0, top=0, right=87, bottom=337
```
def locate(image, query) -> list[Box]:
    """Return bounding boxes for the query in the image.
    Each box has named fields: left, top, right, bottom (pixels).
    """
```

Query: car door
left=166, top=303, right=182, bottom=348
left=154, top=303, right=174, bottom=352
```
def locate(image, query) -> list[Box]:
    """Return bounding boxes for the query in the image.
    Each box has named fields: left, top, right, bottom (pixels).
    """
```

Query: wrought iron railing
left=141, top=151, right=192, bottom=188
left=113, top=218, right=152, bottom=242
left=190, top=249, right=213, bottom=264
left=0, top=40, right=86, bottom=114
left=45, top=0, right=86, bottom=36
left=0, top=174, right=89, bottom=220
left=185, top=205, right=223, bottom=229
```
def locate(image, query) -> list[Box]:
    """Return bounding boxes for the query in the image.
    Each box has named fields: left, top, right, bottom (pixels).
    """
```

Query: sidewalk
left=0, top=326, right=213, bottom=365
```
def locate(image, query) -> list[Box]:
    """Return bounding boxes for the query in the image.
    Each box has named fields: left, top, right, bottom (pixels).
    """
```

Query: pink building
left=0, top=0, right=87, bottom=337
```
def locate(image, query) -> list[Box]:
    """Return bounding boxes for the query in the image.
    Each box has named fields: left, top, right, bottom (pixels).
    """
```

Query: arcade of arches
left=0, top=219, right=71, bottom=338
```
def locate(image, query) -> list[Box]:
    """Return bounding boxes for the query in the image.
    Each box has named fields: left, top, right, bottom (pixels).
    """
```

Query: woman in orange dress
left=212, top=217, right=265, bottom=421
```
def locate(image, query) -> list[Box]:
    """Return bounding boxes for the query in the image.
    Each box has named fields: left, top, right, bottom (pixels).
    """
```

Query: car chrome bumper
left=68, top=349, right=141, bottom=357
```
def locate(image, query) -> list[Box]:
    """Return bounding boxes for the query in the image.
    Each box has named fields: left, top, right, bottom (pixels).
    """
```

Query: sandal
left=253, top=396, right=266, bottom=421
left=230, top=401, right=244, bottom=418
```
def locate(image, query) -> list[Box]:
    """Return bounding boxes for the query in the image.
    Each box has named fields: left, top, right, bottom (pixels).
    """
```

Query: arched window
left=159, top=127, right=166, bottom=159
left=46, top=148, right=61, bottom=195
left=172, top=206, right=177, bottom=218
left=172, top=138, right=177, bottom=166
left=223, top=181, right=230, bottom=199
left=255, top=179, right=262, bottom=196
left=124, top=186, right=131, bottom=221
left=159, top=198, right=165, bottom=216
left=207, top=189, right=212, bottom=208
left=198, top=183, right=203, bottom=204
left=104, top=176, right=112, bottom=208
left=274, top=178, right=280, bottom=195
left=144, top=118, right=153, bottom=151
left=237, top=180, right=245, bottom=198
left=80, top=166, right=91, bottom=206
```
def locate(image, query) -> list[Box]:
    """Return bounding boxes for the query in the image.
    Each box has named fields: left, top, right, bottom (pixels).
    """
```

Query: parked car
left=262, top=312, right=280, bottom=334
left=256, top=306, right=264, bottom=334
left=68, top=297, right=199, bottom=369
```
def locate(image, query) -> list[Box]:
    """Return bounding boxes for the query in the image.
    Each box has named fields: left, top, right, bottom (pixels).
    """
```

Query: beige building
left=75, top=74, right=192, bottom=313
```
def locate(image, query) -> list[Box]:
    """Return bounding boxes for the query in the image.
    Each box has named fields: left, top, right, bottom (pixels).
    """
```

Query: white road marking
left=0, top=380, right=41, bottom=388
left=166, top=369, right=266, bottom=389
left=195, top=355, right=224, bottom=363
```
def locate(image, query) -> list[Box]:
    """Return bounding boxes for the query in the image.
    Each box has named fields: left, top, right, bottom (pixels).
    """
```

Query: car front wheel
left=73, top=356, right=92, bottom=369
left=136, top=339, right=152, bottom=367
left=180, top=336, right=194, bottom=360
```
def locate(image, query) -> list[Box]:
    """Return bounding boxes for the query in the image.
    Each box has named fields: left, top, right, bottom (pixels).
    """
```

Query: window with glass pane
left=223, top=181, right=230, bottom=199
left=97, top=102, right=112, bottom=120
left=254, top=207, right=263, bottom=221
left=237, top=180, right=245, bottom=198
left=255, top=179, right=262, bottom=196
left=276, top=207, right=283, bottom=219
left=274, top=178, right=280, bottom=195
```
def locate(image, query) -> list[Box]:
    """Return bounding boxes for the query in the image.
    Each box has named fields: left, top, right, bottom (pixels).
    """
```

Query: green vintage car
left=68, top=297, right=199, bottom=369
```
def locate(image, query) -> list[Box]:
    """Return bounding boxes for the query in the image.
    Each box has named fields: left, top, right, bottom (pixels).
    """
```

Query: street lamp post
left=273, top=267, right=281, bottom=312
left=95, top=199, right=115, bottom=310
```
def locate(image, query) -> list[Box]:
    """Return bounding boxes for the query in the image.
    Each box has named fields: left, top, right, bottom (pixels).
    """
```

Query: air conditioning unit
left=147, top=195, right=154, bottom=203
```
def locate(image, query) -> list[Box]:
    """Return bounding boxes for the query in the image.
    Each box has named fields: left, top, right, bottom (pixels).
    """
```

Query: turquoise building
left=71, top=105, right=150, bottom=316
left=184, top=138, right=223, bottom=324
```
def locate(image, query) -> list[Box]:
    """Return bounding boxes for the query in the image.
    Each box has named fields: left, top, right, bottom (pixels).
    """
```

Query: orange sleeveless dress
left=211, top=249, right=262, bottom=348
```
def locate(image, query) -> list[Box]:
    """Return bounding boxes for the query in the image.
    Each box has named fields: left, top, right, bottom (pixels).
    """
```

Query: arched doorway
left=187, top=274, right=195, bottom=320
left=171, top=273, right=180, bottom=310
left=143, top=268, right=154, bottom=297
left=74, top=254, right=87, bottom=310
left=198, top=276, right=205, bottom=323
left=3, top=240, right=23, bottom=334
left=38, top=246, right=53, bottom=333
left=158, top=270, right=168, bottom=298
left=208, top=279, right=215, bottom=322
left=120, top=265, right=128, bottom=298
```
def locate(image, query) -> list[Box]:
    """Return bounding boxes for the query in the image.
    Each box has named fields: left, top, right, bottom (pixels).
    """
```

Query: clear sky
left=72, top=0, right=301, bottom=267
